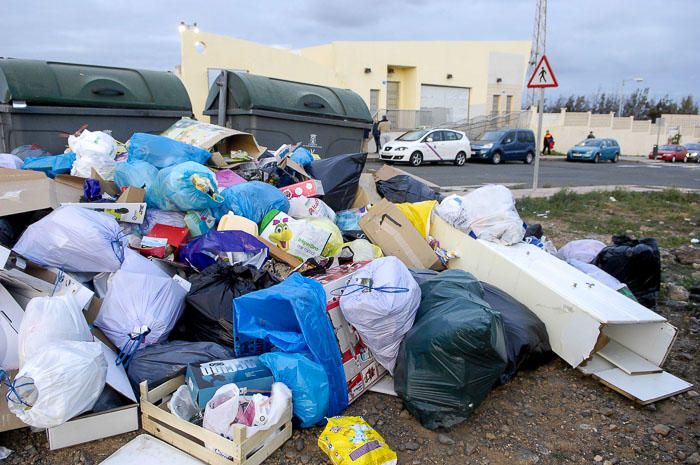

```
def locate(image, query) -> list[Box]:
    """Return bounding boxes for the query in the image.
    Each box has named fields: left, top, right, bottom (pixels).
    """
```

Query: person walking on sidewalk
left=542, top=130, right=554, bottom=155
left=371, top=119, right=381, bottom=153
left=377, top=115, right=391, bottom=151
left=587, top=131, right=595, bottom=139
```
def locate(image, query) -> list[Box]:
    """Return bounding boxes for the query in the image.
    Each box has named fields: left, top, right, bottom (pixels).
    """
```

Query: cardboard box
left=312, top=262, right=387, bottom=403
left=279, top=180, right=324, bottom=200
left=0, top=369, right=27, bottom=432
left=373, top=164, right=405, bottom=182
left=359, top=199, right=444, bottom=270
left=0, top=284, right=24, bottom=370
left=186, top=357, right=275, bottom=409
left=160, top=118, right=266, bottom=157
left=258, top=236, right=303, bottom=268
left=0, top=245, right=94, bottom=310
left=351, top=173, right=382, bottom=209
left=0, top=168, right=56, bottom=216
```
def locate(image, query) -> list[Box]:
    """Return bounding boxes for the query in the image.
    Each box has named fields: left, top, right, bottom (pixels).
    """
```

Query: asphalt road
left=366, top=158, right=700, bottom=189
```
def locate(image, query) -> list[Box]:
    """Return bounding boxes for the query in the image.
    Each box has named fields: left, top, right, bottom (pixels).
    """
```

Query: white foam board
left=100, top=434, right=205, bottom=465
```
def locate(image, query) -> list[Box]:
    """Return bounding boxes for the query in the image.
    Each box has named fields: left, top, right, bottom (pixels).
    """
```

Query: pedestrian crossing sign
left=527, top=55, right=558, bottom=88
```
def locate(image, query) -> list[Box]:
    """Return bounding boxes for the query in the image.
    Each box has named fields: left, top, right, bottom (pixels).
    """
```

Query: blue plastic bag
left=146, top=161, right=223, bottom=212
left=214, top=181, right=289, bottom=223
left=128, top=133, right=211, bottom=169
left=335, top=209, right=363, bottom=232
left=234, top=273, right=348, bottom=418
left=22, top=152, right=76, bottom=178
left=291, top=147, right=314, bottom=167
left=179, top=230, right=268, bottom=271
left=114, top=160, right=159, bottom=190
left=259, top=352, right=329, bottom=428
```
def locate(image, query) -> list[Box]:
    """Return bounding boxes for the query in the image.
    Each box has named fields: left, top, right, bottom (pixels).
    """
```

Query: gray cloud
left=1, top=0, right=698, bottom=101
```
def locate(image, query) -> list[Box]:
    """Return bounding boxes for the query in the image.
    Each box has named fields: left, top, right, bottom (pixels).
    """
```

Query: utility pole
left=526, top=0, right=547, bottom=109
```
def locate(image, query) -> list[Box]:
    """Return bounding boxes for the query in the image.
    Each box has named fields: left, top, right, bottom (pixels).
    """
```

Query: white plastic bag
left=168, top=384, right=200, bottom=422
left=203, top=382, right=291, bottom=441
left=436, top=185, right=524, bottom=245
left=69, top=129, right=117, bottom=180
left=17, top=294, right=93, bottom=367
left=94, top=270, right=187, bottom=353
left=557, top=239, right=606, bottom=264
left=13, top=205, right=127, bottom=272
left=567, top=259, right=624, bottom=290
left=288, top=196, right=337, bottom=222
left=0, top=153, right=23, bottom=169
left=339, top=256, right=421, bottom=374
left=345, top=239, right=383, bottom=262
left=8, top=341, right=107, bottom=428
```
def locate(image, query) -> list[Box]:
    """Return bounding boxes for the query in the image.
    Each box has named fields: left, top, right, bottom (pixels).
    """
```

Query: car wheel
left=454, top=151, right=467, bottom=166
left=612, top=153, right=620, bottom=163
left=524, top=151, right=534, bottom=164
left=593, top=154, right=600, bottom=164
left=491, top=151, right=502, bottom=165
left=409, top=151, right=423, bottom=167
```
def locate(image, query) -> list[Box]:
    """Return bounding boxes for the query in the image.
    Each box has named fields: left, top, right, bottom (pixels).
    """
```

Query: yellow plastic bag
left=396, top=200, right=437, bottom=238
left=318, top=416, right=397, bottom=465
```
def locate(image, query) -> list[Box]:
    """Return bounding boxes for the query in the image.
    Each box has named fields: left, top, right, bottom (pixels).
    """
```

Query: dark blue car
left=567, top=138, right=620, bottom=163
left=470, top=129, right=536, bottom=165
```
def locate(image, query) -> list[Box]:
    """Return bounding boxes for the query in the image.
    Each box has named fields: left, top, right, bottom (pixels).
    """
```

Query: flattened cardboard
left=258, top=236, right=303, bottom=268
left=0, top=283, right=24, bottom=370
left=161, top=118, right=266, bottom=157
left=0, top=369, right=27, bottom=432
left=0, top=168, right=56, bottom=216
left=279, top=180, right=324, bottom=200
left=373, top=164, right=404, bottom=182
left=351, top=173, right=382, bottom=209
left=359, top=199, right=443, bottom=270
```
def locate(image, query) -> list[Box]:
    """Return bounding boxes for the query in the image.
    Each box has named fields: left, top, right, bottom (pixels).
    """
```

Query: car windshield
left=659, top=145, right=677, bottom=151
left=397, top=129, right=430, bottom=141
left=578, top=140, right=603, bottom=147
left=479, top=131, right=505, bottom=142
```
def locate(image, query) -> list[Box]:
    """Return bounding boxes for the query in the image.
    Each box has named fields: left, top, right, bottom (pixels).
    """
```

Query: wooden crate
left=140, top=376, right=292, bottom=465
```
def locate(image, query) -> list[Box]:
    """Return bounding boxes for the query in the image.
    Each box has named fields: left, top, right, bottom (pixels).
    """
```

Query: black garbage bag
left=481, top=283, right=552, bottom=384
left=306, top=152, right=367, bottom=211
left=172, top=263, right=282, bottom=346
left=127, top=340, right=234, bottom=394
left=594, top=235, right=660, bottom=309
left=524, top=223, right=543, bottom=240
left=376, top=175, right=443, bottom=203
left=394, top=269, right=507, bottom=430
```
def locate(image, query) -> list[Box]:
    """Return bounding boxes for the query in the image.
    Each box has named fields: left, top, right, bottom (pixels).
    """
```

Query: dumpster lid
left=0, top=58, right=192, bottom=111
left=203, top=71, right=372, bottom=123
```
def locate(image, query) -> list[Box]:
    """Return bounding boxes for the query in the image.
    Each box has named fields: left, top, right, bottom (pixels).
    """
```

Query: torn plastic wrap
left=179, top=230, right=268, bottom=271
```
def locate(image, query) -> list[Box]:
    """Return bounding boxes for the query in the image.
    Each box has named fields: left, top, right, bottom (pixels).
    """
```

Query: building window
left=386, top=81, right=400, bottom=110
left=369, top=89, right=379, bottom=116
left=491, top=94, right=501, bottom=116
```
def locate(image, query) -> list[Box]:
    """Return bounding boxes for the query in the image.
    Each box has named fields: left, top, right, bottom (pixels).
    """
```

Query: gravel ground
left=1, top=214, right=698, bottom=465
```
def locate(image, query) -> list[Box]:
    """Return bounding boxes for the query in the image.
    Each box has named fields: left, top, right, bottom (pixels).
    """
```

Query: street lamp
left=178, top=21, right=199, bottom=33
left=618, top=77, right=643, bottom=117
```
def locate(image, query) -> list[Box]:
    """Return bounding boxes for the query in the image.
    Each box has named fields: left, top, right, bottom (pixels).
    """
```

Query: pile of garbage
left=0, top=118, right=671, bottom=464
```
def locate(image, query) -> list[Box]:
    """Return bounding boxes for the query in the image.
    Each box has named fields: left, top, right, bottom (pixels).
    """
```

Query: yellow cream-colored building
left=179, top=30, right=531, bottom=128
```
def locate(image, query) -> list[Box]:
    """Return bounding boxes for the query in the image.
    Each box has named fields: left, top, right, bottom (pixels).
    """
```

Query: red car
left=648, top=144, right=689, bottom=162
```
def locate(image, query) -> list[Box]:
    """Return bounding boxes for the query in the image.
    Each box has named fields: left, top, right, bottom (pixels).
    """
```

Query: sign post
left=526, top=55, right=558, bottom=190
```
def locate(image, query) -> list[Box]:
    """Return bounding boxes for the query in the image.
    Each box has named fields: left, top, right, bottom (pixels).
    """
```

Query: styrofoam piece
left=597, top=340, right=662, bottom=375
left=593, top=369, right=692, bottom=404
left=100, top=434, right=204, bottom=465
left=430, top=214, right=691, bottom=403
left=368, top=375, right=397, bottom=397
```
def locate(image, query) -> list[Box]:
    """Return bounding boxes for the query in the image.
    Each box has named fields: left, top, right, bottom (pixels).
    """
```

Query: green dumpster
left=203, top=71, right=372, bottom=158
left=0, top=58, right=192, bottom=154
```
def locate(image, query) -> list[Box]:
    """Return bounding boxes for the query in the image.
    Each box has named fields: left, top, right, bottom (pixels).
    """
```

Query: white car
left=379, top=128, right=471, bottom=167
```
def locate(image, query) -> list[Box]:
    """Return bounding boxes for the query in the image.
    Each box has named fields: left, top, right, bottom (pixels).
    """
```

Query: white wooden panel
left=100, top=435, right=205, bottom=465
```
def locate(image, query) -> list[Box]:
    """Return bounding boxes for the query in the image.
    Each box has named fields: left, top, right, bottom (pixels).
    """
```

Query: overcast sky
left=2, top=0, right=698, bottom=101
